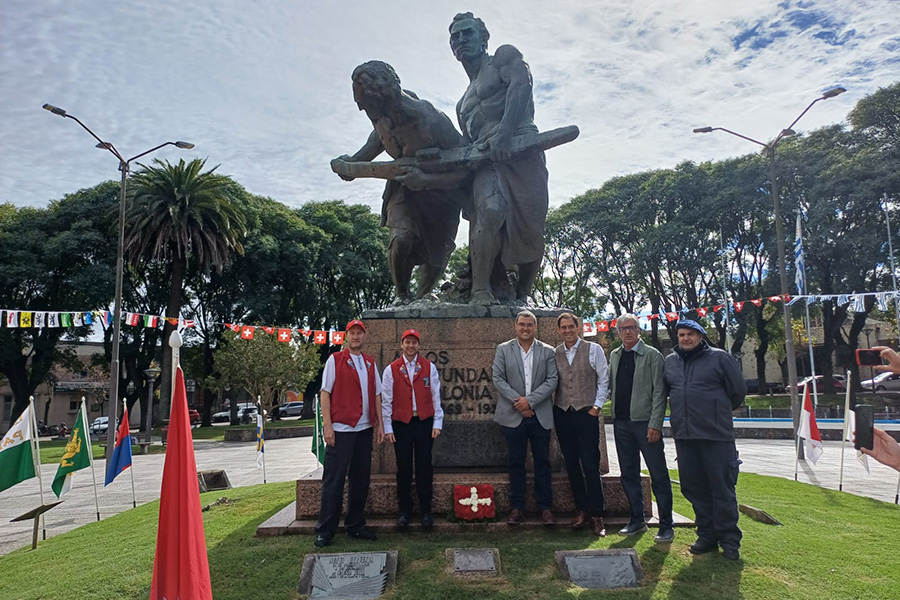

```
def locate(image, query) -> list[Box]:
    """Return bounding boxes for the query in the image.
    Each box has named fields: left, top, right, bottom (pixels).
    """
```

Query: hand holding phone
left=854, top=404, right=874, bottom=451
left=856, top=349, right=883, bottom=367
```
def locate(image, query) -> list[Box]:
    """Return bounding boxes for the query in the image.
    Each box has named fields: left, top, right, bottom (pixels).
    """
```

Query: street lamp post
left=863, top=327, right=875, bottom=392
left=42, top=103, right=193, bottom=456
left=693, top=87, right=846, bottom=447
left=143, top=366, right=161, bottom=444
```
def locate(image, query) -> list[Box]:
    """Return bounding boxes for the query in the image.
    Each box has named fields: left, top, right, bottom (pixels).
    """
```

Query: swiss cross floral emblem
left=454, top=484, right=495, bottom=520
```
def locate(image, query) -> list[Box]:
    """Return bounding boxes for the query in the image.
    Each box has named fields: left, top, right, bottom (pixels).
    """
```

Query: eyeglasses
left=618, top=326, right=638, bottom=332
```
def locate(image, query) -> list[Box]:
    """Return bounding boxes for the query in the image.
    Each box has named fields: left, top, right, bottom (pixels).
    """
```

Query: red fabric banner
left=453, top=484, right=495, bottom=520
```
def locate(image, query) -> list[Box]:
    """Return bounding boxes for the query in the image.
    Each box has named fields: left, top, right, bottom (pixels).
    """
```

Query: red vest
left=389, top=354, right=435, bottom=423
left=330, top=350, right=378, bottom=427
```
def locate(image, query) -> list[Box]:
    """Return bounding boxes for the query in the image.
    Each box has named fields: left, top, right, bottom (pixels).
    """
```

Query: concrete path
left=2, top=427, right=899, bottom=556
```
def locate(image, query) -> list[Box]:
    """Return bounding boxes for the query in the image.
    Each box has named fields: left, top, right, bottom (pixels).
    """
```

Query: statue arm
left=494, top=46, right=533, bottom=141
left=348, top=129, right=384, bottom=162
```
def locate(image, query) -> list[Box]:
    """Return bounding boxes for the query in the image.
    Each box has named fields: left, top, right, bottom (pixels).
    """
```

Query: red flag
left=299, top=328, right=312, bottom=338
left=225, top=323, right=240, bottom=332
left=734, top=302, right=744, bottom=312
left=126, top=313, right=140, bottom=326
left=150, top=367, right=212, bottom=600
left=331, top=331, right=345, bottom=345
left=262, top=326, right=275, bottom=335
left=665, top=312, right=678, bottom=321
left=313, top=330, right=328, bottom=344
left=609, top=319, right=617, bottom=329
left=768, top=295, right=783, bottom=303
left=712, top=304, right=725, bottom=313
left=183, top=319, right=196, bottom=328
left=798, top=384, right=823, bottom=464
left=241, top=326, right=255, bottom=340
left=750, top=298, right=762, bottom=307
left=696, top=307, right=708, bottom=317
left=277, top=328, right=292, bottom=343
left=597, top=321, right=609, bottom=332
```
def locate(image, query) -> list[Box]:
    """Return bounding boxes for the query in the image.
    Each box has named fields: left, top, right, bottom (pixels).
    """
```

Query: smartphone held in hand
left=854, top=404, right=874, bottom=451
left=856, top=349, right=883, bottom=366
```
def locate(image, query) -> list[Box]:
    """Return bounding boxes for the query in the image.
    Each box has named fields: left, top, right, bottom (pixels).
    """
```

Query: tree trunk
left=754, top=311, right=770, bottom=393
left=159, top=257, right=187, bottom=421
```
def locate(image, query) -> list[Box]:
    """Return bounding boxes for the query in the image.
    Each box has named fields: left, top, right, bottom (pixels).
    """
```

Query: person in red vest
left=314, top=319, right=384, bottom=548
left=382, top=329, right=444, bottom=529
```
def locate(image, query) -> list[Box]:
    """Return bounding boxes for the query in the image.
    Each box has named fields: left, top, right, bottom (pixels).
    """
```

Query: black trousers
left=613, top=419, right=674, bottom=527
left=675, top=439, right=742, bottom=550
left=392, top=416, right=434, bottom=514
left=554, top=407, right=605, bottom=516
left=314, top=427, right=373, bottom=536
left=503, top=414, right=552, bottom=511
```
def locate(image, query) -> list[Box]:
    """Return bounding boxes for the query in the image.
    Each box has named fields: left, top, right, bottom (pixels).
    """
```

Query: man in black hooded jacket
left=663, top=319, right=746, bottom=561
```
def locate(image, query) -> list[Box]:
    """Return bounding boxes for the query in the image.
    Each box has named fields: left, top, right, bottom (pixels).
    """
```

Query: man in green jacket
left=608, top=313, right=674, bottom=543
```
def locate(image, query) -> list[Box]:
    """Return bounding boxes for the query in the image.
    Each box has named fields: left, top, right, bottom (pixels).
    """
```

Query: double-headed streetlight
left=42, top=103, right=193, bottom=455
left=693, top=86, right=846, bottom=442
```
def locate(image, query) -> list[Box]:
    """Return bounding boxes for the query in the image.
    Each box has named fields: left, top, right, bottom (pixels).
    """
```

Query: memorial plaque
left=555, top=549, right=642, bottom=589
left=447, top=548, right=501, bottom=577
left=298, top=551, right=398, bottom=599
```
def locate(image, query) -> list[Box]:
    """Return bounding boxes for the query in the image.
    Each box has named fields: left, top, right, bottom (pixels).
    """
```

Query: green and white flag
left=0, top=404, right=37, bottom=493
left=312, top=395, right=325, bottom=465
left=51, top=404, right=93, bottom=497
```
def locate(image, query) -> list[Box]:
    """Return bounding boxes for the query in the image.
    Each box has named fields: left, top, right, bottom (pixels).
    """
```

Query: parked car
left=240, top=407, right=259, bottom=425
left=860, top=372, right=900, bottom=392
left=279, top=401, right=305, bottom=417
left=90, top=416, right=110, bottom=435
left=744, top=379, right=785, bottom=395
left=788, top=375, right=845, bottom=394
left=188, top=409, right=201, bottom=426
left=212, top=410, right=231, bottom=423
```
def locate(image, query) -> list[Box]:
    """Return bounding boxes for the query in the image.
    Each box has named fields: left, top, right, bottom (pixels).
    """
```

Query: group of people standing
left=313, top=312, right=746, bottom=562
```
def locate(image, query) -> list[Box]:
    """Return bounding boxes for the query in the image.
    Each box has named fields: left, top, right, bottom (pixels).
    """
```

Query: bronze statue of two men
left=332, top=13, right=576, bottom=306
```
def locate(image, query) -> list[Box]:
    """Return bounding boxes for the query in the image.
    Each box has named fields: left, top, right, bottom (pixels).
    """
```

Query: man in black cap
left=663, top=319, right=746, bottom=561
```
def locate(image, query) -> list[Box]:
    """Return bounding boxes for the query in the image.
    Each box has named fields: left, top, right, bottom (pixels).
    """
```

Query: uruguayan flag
left=794, top=215, right=806, bottom=294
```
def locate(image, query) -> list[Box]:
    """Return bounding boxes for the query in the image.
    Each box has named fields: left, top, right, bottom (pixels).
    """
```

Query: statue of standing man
left=449, top=12, right=550, bottom=305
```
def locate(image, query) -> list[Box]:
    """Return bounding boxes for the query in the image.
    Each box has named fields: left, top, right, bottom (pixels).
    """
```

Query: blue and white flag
left=837, top=294, right=850, bottom=307
left=255, top=411, right=265, bottom=469
left=851, top=294, right=866, bottom=313
left=794, top=215, right=806, bottom=295
left=877, top=292, right=891, bottom=312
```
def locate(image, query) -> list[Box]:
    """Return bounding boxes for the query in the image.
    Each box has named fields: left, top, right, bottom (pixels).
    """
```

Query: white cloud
left=2, top=0, right=898, bottom=238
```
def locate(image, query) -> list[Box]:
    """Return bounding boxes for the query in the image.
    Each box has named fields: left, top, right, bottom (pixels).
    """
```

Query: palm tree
left=125, top=158, right=248, bottom=416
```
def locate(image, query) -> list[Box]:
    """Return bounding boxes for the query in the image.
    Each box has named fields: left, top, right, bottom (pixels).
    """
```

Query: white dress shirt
left=320, top=352, right=382, bottom=432
left=562, top=338, right=609, bottom=409
left=381, top=355, right=444, bottom=435
left=518, top=341, right=535, bottom=396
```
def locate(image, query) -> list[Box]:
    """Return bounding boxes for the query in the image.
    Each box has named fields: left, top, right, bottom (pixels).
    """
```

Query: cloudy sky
left=2, top=0, right=899, bottom=231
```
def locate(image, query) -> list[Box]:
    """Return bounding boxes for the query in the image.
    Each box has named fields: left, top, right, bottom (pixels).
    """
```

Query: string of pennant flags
left=581, top=289, right=900, bottom=337
left=2, top=288, right=897, bottom=343
left=0, top=308, right=347, bottom=345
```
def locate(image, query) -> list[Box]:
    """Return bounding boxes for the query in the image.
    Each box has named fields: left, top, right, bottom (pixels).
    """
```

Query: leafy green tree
left=849, top=82, right=900, bottom=156
left=124, top=158, right=248, bottom=414
left=207, top=330, right=321, bottom=415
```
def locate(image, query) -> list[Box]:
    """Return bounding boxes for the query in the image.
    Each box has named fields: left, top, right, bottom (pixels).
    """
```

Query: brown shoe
left=507, top=509, right=524, bottom=525
left=591, top=516, right=607, bottom=537
left=541, top=509, right=556, bottom=526
left=570, top=511, right=587, bottom=529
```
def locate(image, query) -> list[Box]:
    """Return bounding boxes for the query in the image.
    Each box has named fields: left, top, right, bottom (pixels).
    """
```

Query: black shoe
left=618, top=521, right=648, bottom=536
left=722, top=548, right=741, bottom=561
left=421, top=513, right=434, bottom=528
left=689, top=538, right=718, bottom=555
left=313, top=533, right=333, bottom=548
left=397, top=513, right=410, bottom=530
left=654, top=527, right=675, bottom=543
left=347, top=527, right=377, bottom=541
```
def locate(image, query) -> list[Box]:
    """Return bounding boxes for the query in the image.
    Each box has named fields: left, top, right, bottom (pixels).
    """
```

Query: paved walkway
left=2, top=427, right=899, bottom=556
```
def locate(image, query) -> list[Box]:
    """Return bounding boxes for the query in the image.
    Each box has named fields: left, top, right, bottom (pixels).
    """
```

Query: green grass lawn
left=2, top=471, right=898, bottom=599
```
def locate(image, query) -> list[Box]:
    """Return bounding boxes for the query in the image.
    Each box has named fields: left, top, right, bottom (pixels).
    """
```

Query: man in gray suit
left=492, top=310, right=559, bottom=525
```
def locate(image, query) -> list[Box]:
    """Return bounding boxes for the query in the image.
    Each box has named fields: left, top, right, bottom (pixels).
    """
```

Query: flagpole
left=883, top=194, right=900, bottom=504
left=29, top=396, right=48, bottom=540
left=839, top=372, right=851, bottom=492
left=126, top=399, right=137, bottom=508
left=257, top=396, right=267, bottom=484
left=720, top=228, right=733, bottom=353
left=82, top=398, right=102, bottom=521
left=793, top=390, right=802, bottom=482
left=797, top=214, right=820, bottom=408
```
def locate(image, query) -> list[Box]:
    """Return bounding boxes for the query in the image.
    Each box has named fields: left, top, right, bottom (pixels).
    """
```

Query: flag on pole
left=51, top=404, right=92, bottom=497
left=582, top=321, right=596, bottom=337
left=0, top=404, right=37, bottom=493
left=150, top=366, right=213, bottom=600
left=794, top=214, right=806, bottom=294
left=105, top=405, right=134, bottom=485
left=798, top=384, right=824, bottom=464
left=256, top=411, right=265, bottom=469
left=312, top=396, right=326, bottom=465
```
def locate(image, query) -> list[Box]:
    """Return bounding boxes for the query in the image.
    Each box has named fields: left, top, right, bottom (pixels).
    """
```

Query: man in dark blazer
left=492, top=310, right=559, bottom=525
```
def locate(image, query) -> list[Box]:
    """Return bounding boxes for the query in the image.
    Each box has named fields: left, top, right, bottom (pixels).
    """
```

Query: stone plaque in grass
left=555, top=549, right=642, bottom=589
left=447, top=548, right=501, bottom=577
left=298, top=551, right=398, bottom=598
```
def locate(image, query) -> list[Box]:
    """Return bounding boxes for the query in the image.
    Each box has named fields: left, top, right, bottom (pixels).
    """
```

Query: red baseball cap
left=345, top=319, right=366, bottom=332
left=401, top=328, right=420, bottom=341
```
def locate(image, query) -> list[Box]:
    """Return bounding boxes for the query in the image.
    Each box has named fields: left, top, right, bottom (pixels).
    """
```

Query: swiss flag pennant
left=712, top=304, right=725, bottom=313
left=277, top=328, right=292, bottom=343
left=262, top=326, right=275, bottom=335
left=734, top=302, right=744, bottom=312
left=750, top=298, right=763, bottom=307
left=697, top=307, right=708, bottom=317
left=582, top=321, right=596, bottom=337
left=225, top=323, right=241, bottom=333
left=313, top=330, right=328, bottom=344
left=647, top=314, right=659, bottom=321
left=665, top=312, right=678, bottom=321
left=609, top=319, right=617, bottom=329
left=299, top=328, right=312, bottom=340
left=331, top=331, right=345, bottom=345
left=768, top=295, right=783, bottom=303
left=241, top=326, right=255, bottom=339
left=597, top=321, right=609, bottom=332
